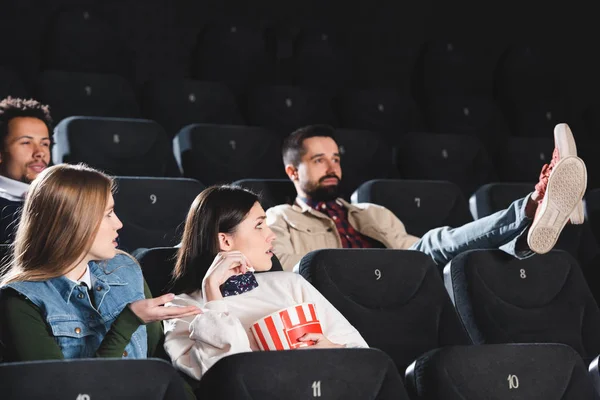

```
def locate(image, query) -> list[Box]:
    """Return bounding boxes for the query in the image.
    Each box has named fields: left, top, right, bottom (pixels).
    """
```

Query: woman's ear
left=218, top=232, right=234, bottom=252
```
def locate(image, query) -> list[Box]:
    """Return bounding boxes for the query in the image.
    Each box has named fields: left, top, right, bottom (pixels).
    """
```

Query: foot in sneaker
left=549, top=123, right=585, bottom=224
left=527, top=155, right=587, bottom=254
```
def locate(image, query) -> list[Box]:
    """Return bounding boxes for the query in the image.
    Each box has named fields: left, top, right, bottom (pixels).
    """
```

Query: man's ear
left=218, top=233, right=234, bottom=251
left=285, top=164, right=298, bottom=181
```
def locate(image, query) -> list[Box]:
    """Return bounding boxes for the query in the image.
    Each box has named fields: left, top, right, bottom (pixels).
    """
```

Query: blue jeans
left=409, top=195, right=534, bottom=267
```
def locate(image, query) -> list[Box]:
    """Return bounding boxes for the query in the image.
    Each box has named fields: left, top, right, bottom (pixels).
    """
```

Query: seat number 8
left=520, top=269, right=526, bottom=279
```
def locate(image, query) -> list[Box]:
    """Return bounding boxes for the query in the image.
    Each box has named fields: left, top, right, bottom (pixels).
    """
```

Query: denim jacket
left=3, top=253, right=147, bottom=359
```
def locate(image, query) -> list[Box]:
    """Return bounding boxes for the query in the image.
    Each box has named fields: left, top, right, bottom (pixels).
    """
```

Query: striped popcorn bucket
left=251, top=302, right=323, bottom=351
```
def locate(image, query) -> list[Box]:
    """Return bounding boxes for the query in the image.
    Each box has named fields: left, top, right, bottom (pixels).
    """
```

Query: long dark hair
left=170, top=185, right=259, bottom=294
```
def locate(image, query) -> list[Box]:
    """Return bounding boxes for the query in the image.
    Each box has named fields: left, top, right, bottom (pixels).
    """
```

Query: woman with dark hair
left=164, top=185, right=368, bottom=380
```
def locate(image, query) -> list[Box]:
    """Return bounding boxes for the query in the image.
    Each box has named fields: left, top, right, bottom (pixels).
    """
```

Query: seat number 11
left=312, top=381, right=321, bottom=397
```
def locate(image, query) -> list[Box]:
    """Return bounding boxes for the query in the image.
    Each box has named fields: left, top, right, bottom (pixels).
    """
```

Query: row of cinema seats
left=131, top=246, right=600, bottom=382
left=298, top=249, right=600, bottom=371
left=72, top=176, right=599, bottom=276
left=2, top=246, right=600, bottom=399
left=3, top=344, right=599, bottom=399
left=50, top=115, right=600, bottom=199
left=2, top=68, right=578, bottom=145
left=3, top=9, right=577, bottom=97
left=185, top=247, right=600, bottom=398
left=3, top=13, right=595, bottom=140
left=3, top=188, right=600, bottom=368
left=7, top=68, right=596, bottom=190
left=9, top=175, right=588, bottom=310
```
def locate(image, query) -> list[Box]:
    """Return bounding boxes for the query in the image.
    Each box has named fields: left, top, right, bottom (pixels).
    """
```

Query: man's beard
left=302, top=175, right=341, bottom=202
left=20, top=175, right=33, bottom=184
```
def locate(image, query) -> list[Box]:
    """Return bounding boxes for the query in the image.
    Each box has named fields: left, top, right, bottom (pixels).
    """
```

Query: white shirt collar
left=0, top=175, right=29, bottom=201
left=68, top=265, right=92, bottom=288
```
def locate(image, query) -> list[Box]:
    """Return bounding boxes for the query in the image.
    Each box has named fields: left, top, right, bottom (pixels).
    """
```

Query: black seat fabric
left=469, top=182, right=533, bottom=219
left=0, top=66, right=28, bottom=99
left=508, top=95, right=570, bottom=138
left=468, top=183, right=600, bottom=296
left=0, top=243, right=9, bottom=265
left=350, top=32, right=421, bottom=92
left=587, top=188, right=600, bottom=245
left=53, top=116, right=180, bottom=177
left=244, top=85, right=337, bottom=134
left=136, top=247, right=283, bottom=297
left=352, top=179, right=473, bottom=237
left=422, top=94, right=511, bottom=152
left=110, top=0, right=200, bottom=88
left=395, top=132, right=496, bottom=198
left=334, top=128, right=400, bottom=200
left=495, top=43, right=571, bottom=139
left=196, top=348, right=410, bottom=400
left=335, top=88, right=424, bottom=138
left=174, top=123, right=286, bottom=186
left=0, top=6, right=45, bottom=90
left=299, top=249, right=470, bottom=373
left=406, top=343, right=596, bottom=399
left=113, top=177, right=204, bottom=253
left=418, top=41, right=502, bottom=97
left=493, top=136, right=554, bottom=183
left=0, top=198, right=21, bottom=245
left=495, top=43, right=562, bottom=96
left=141, top=79, right=245, bottom=139
left=36, top=70, right=140, bottom=124
left=43, top=6, right=133, bottom=79
left=444, top=249, right=600, bottom=362
left=0, top=358, right=189, bottom=400
left=192, top=21, right=275, bottom=93
left=135, top=247, right=178, bottom=297
left=287, top=27, right=352, bottom=89
left=232, top=179, right=297, bottom=210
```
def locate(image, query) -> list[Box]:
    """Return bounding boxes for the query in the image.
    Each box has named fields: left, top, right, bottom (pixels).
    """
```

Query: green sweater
left=0, top=280, right=162, bottom=361
left=0, top=281, right=197, bottom=399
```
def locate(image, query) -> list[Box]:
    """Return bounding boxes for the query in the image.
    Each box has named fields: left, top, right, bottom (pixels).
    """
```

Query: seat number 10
left=508, top=374, right=519, bottom=389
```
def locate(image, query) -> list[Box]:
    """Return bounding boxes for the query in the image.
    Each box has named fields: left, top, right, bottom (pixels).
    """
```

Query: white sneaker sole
left=527, top=156, right=587, bottom=254
left=554, top=123, right=585, bottom=224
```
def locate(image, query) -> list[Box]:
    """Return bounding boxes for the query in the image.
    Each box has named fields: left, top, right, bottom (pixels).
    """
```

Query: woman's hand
left=129, top=293, right=202, bottom=323
left=296, top=333, right=345, bottom=349
left=202, top=251, right=252, bottom=302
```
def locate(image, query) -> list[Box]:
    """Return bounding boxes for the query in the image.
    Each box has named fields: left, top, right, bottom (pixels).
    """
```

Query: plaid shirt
left=304, top=198, right=383, bottom=249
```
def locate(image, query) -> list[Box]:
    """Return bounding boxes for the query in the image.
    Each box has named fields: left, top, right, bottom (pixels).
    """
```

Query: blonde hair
left=0, top=164, right=113, bottom=285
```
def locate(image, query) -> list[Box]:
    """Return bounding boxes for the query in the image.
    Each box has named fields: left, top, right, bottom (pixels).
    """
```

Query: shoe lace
left=534, top=148, right=560, bottom=199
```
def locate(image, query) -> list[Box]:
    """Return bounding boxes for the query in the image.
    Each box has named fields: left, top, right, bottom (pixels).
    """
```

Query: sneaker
left=552, top=123, right=585, bottom=224
left=527, top=155, right=587, bottom=254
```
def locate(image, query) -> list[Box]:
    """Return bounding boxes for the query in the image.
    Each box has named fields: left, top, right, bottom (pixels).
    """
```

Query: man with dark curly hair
left=0, top=97, right=53, bottom=243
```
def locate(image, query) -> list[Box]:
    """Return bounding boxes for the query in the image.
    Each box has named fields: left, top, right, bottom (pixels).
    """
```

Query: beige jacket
left=266, top=198, right=420, bottom=271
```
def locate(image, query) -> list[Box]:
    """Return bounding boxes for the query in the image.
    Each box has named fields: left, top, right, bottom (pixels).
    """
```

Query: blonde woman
left=0, top=164, right=201, bottom=361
